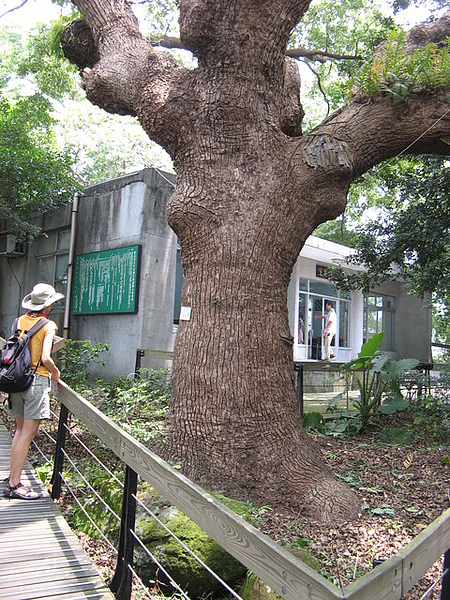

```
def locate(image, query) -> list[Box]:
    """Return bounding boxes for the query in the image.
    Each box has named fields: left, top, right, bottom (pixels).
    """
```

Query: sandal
left=4, top=480, right=40, bottom=500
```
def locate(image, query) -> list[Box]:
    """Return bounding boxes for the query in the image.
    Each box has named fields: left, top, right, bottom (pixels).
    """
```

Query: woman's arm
left=41, top=328, right=61, bottom=382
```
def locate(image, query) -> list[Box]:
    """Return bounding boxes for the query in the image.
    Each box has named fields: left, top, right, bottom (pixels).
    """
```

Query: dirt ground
left=68, top=411, right=450, bottom=600
left=257, top=414, right=450, bottom=600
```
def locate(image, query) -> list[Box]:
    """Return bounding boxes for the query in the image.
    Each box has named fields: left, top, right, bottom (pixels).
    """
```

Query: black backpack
left=0, top=317, right=49, bottom=394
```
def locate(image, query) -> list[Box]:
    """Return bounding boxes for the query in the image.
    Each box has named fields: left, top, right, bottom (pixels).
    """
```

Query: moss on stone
left=134, top=505, right=246, bottom=598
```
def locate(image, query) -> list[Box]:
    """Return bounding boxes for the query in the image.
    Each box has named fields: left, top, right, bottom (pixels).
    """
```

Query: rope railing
left=26, top=380, right=450, bottom=600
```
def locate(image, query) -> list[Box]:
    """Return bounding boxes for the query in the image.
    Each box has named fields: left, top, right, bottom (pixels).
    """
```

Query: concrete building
left=0, top=168, right=432, bottom=381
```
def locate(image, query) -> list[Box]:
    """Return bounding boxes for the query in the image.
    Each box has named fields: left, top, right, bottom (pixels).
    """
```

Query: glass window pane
left=299, top=278, right=308, bottom=292
left=55, top=254, right=69, bottom=295
left=57, top=229, right=71, bottom=251
left=309, top=280, right=337, bottom=298
left=36, top=233, right=57, bottom=256
left=363, top=293, right=395, bottom=351
left=339, top=301, right=350, bottom=348
left=37, top=257, right=54, bottom=284
left=298, top=293, right=307, bottom=344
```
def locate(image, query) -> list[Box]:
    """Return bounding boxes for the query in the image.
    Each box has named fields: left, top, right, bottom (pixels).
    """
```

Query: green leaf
left=371, top=505, right=395, bottom=516
left=379, top=396, right=409, bottom=414
left=358, top=332, right=386, bottom=358
left=302, top=412, right=325, bottom=432
left=381, top=428, right=411, bottom=444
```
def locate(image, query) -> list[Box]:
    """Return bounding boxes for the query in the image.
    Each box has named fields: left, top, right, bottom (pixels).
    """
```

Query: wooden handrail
left=343, top=507, right=450, bottom=599
left=57, top=381, right=450, bottom=600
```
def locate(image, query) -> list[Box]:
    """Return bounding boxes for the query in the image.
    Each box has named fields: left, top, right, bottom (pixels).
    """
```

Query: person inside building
left=4, top=283, right=63, bottom=500
left=316, top=300, right=336, bottom=361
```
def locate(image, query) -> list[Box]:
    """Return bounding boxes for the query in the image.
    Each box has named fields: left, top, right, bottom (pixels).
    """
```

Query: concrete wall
left=0, top=204, right=73, bottom=338
left=70, top=169, right=177, bottom=379
left=372, top=280, right=432, bottom=364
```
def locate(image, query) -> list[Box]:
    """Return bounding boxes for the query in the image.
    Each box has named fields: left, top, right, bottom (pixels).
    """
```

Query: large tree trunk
left=165, top=142, right=359, bottom=521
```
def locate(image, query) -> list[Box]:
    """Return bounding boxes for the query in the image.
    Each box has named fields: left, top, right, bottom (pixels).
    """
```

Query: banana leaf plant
left=341, top=332, right=419, bottom=428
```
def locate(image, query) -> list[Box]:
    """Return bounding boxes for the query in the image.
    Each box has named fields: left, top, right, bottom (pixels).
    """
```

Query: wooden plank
left=399, top=507, right=450, bottom=595
left=0, top=564, right=102, bottom=585
left=0, top=556, right=93, bottom=577
left=343, top=507, right=450, bottom=600
left=0, top=423, right=115, bottom=600
left=0, top=577, right=112, bottom=600
left=58, top=382, right=340, bottom=600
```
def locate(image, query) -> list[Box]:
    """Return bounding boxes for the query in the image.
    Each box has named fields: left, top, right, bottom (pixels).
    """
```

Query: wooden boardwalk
left=0, top=423, right=115, bottom=600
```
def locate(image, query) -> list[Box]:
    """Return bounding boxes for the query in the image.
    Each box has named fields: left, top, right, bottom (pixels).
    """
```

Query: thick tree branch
left=404, top=9, right=450, bottom=52
left=63, top=1, right=185, bottom=120
left=149, top=34, right=361, bottom=63
left=305, top=92, right=450, bottom=180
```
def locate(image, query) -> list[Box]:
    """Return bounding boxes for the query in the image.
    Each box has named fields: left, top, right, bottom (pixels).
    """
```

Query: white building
left=290, top=236, right=431, bottom=364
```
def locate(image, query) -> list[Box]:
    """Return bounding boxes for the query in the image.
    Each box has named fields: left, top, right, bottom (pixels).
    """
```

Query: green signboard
left=72, top=245, right=141, bottom=315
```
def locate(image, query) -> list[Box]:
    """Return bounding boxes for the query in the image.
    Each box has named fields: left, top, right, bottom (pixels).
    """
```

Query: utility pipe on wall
left=63, top=192, right=79, bottom=341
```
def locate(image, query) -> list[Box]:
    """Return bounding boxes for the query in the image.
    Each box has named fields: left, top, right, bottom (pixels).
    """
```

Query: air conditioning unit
left=0, top=234, right=25, bottom=256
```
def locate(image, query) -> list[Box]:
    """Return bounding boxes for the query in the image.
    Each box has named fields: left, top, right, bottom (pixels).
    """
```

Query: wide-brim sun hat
left=22, top=283, right=65, bottom=311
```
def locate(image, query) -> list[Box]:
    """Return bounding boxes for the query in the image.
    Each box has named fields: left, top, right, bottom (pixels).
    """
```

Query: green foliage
left=16, top=22, right=81, bottom=100
left=320, top=156, right=450, bottom=353
left=362, top=503, right=396, bottom=517
left=145, top=0, right=180, bottom=39
left=68, top=466, right=123, bottom=540
left=0, top=28, right=21, bottom=88
left=59, top=339, right=109, bottom=388
left=381, top=427, right=411, bottom=444
left=302, top=411, right=325, bottom=432
left=291, top=0, right=395, bottom=121
left=341, top=333, right=419, bottom=428
left=93, top=369, right=171, bottom=445
left=353, top=31, right=450, bottom=98
left=379, top=396, right=410, bottom=414
left=405, top=393, right=450, bottom=445
left=36, top=461, right=55, bottom=485
left=0, top=93, right=80, bottom=238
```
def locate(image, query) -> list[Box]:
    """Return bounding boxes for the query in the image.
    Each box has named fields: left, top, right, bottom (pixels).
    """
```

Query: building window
left=298, top=278, right=351, bottom=358
left=36, top=230, right=70, bottom=316
left=363, top=293, right=395, bottom=351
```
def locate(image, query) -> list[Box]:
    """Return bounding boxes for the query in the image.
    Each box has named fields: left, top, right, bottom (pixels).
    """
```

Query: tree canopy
left=0, top=92, right=80, bottom=238
left=0, top=21, right=80, bottom=238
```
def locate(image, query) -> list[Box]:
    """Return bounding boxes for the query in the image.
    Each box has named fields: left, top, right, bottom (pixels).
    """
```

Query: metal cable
left=133, top=493, right=243, bottom=600
left=126, top=564, right=159, bottom=600
left=31, top=439, right=52, bottom=464
left=130, top=529, right=191, bottom=600
left=37, top=425, right=57, bottom=446
left=59, top=448, right=121, bottom=523
left=61, top=420, right=124, bottom=487
left=59, top=471, right=118, bottom=554
left=418, top=567, right=449, bottom=600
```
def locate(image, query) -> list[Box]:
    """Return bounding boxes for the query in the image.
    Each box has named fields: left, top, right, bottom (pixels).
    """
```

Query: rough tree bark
left=62, top=0, right=450, bottom=522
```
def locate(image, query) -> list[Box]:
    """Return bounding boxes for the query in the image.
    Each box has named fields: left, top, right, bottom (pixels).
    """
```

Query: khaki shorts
left=9, top=374, right=51, bottom=420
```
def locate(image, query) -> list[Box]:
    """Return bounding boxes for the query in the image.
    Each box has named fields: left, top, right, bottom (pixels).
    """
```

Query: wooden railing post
left=50, top=403, right=69, bottom=500
left=109, top=465, right=138, bottom=600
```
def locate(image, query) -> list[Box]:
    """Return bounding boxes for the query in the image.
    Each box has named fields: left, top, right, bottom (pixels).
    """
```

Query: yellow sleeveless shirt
left=17, top=314, right=57, bottom=377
